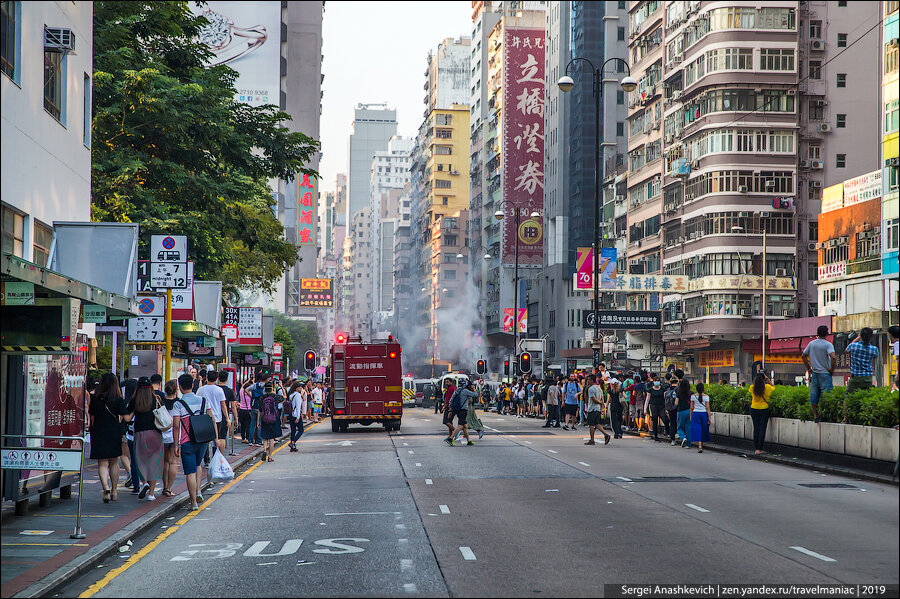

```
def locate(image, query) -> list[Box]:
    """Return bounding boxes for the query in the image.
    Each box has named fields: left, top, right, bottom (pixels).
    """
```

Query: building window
left=443, top=270, right=456, bottom=280
left=43, top=50, right=64, bottom=122
left=885, top=100, right=899, bottom=134
left=809, top=20, right=822, bottom=39
left=33, top=220, right=52, bottom=266
left=617, top=122, right=624, bottom=136
left=886, top=218, right=899, bottom=252
left=836, top=114, right=846, bottom=128
left=759, top=48, right=795, bottom=71
left=809, top=100, right=824, bottom=121
left=809, top=61, right=822, bottom=80
left=1, top=0, right=17, bottom=80
left=808, top=222, right=818, bottom=242
left=548, top=310, right=555, bottom=328
left=83, top=73, right=91, bottom=147
left=443, top=235, right=457, bottom=246
left=617, top=26, right=625, bottom=41
left=836, top=73, right=846, bottom=87
left=837, top=1, right=847, bottom=6
left=808, top=144, right=821, bottom=160
left=1, top=203, right=25, bottom=257
left=837, top=33, right=847, bottom=48
left=836, top=153, right=846, bottom=168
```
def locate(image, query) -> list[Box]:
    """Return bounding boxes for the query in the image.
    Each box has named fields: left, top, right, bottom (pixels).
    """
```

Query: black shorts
left=564, top=404, right=579, bottom=416
left=216, top=419, right=228, bottom=439
left=452, top=409, right=468, bottom=425
left=586, top=411, right=603, bottom=427
left=442, top=406, right=453, bottom=425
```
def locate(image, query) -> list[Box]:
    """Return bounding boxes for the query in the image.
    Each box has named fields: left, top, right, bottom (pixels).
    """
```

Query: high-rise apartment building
left=346, top=104, right=398, bottom=227
left=882, top=1, right=899, bottom=288
left=345, top=206, right=375, bottom=340
left=425, top=37, right=472, bottom=116
left=535, top=1, right=629, bottom=367
left=619, top=0, right=882, bottom=381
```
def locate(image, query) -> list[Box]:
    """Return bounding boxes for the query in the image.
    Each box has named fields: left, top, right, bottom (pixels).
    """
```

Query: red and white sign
left=273, top=343, right=283, bottom=357
left=273, top=360, right=282, bottom=373
left=222, top=324, right=239, bottom=342
left=503, top=308, right=514, bottom=333
left=818, top=262, right=846, bottom=281
left=502, top=27, right=545, bottom=266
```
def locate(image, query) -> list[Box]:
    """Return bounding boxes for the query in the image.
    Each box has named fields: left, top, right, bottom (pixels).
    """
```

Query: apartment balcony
left=847, top=255, right=881, bottom=276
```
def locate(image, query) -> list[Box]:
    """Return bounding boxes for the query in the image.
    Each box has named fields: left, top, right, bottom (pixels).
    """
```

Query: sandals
left=266, top=458, right=274, bottom=462
left=162, top=488, right=175, bottom=497
left=103, top=489, right=111, bottom=503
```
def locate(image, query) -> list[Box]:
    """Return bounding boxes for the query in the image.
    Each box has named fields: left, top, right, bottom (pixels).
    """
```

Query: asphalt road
left=58, top=409, right=899, bottom=598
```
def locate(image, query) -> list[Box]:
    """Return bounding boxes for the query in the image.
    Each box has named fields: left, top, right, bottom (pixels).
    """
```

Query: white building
left=346, top=103, right=398, bottom=226
left=1, top=0, right=92, bottom=260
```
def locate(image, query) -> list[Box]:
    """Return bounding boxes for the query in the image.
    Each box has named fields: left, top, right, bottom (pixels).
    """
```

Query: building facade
left=346, top=104, right=398, bottom=227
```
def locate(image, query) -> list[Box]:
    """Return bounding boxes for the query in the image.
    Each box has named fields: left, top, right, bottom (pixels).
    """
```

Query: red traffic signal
left=476, top=359, right=486, bottom=375
left=518, top=352, right=532, bottom=374
left=304, top=350, right=317, bottom=371
left=503, top=360, right=510, bottom=376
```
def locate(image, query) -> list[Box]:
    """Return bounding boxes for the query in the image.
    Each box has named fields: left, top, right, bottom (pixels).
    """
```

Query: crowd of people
left=88, top=365, right=329, bottom=510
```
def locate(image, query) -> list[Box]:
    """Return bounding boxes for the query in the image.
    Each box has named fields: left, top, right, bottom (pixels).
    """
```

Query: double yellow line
left=80, top=421, right=324, bottom=598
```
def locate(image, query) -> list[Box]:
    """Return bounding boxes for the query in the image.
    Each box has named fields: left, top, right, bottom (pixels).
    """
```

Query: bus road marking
left=459, top=546, right=477, bottom=560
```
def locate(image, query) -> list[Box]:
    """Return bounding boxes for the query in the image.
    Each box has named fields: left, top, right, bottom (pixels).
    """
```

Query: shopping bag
left=207, top=450, right=235, bottom=483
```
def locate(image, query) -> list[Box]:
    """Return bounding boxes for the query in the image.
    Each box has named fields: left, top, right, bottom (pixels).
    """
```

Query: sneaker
left=604, top=434, right=611, bottom=446
left=541, top=424, right=551, bottom=428
left=681, top=438, right=687, bottom=448
left=444, top=438, right=454, bottom=447
left=478, top=430, right=484, bottom=440
left=467, top=441, right=475, bottom=446
left=571, top=426, right=577, bottom=431
left=196, top=492, right=204, bottom=503
left=138, top=483, right=150, bottom=499
left=191, top=503, right=199, bottom=511
left=122, top=476, right=132, bottom=488
left=698, top=447, right=703, bottom=453
left=131, top=487, right=141, bottom=495
left=671, top=440, right=676, bottom=446
left=261, top=451, right=267, bottom=461
left=146, top=494, right=156, bottom=501
left=584, top=440, right=595, bottom=445
left=562, top=425, right=569, bottom=430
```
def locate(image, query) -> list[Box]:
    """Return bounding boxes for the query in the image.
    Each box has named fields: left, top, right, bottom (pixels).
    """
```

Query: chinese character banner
left=298, top=278, right=334, bottom=308
left=502, top=27, right=545, bottom=266
left=297, top=173, right=317, bottom=246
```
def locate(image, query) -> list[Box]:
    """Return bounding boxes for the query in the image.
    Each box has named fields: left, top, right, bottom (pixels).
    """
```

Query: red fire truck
left=330, top=333, right=404, bottom=432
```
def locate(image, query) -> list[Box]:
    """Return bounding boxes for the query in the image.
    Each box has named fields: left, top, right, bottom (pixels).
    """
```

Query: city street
left=59, top=410, right=899, bottom=598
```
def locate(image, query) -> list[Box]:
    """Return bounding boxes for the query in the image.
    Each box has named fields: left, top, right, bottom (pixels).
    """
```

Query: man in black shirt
left=217, top=371, right=237, bottom=448
left=646, top=376, right=667, bottom=442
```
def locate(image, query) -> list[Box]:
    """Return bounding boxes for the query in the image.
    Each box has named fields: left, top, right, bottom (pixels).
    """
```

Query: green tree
left=91, top=2, right=319, bottom=295
left=264, top=310, right=320, bottom=367
left=273, top=326, right=296, bottom=365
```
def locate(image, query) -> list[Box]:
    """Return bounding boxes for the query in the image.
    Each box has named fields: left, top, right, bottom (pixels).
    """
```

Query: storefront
left=1, top=252, right=138, bottom=504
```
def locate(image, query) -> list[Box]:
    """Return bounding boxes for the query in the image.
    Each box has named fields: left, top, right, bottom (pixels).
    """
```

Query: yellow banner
left=753, top=354, right=804, bottom=364
left=698, top=349, right=735, bottom=368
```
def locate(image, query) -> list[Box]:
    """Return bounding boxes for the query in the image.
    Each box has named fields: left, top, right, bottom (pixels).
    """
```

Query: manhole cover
left=798, top=483, right=857, bottom=489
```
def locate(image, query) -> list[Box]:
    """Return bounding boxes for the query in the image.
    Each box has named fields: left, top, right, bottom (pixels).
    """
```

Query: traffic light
left=476, top=359, right=486, bottom=375
left=304, top=350, right=317, bottom=371
left=519, top=352, right=532, bottom=374
left=503, top=359, right=510, bottom=376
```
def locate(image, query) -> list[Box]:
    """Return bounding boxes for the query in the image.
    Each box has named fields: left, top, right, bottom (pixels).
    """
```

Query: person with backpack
left=446, top=381, right=479, bottom=446
left=675, top=378, right=693, bottom=448
left=664, top=377, right=678, bottom=444
left=561, top=373, right=581, bottom=430
left=647, top=376, right=667, bottom=442
left=248, top=372, right=267, bottom=447
left=172, top=373, right=217, bottom=511
left=258, top=382, right=281, bottom=462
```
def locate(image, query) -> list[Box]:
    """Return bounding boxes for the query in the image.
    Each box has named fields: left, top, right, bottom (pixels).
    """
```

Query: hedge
left=703, top=384, right=899, bottom=428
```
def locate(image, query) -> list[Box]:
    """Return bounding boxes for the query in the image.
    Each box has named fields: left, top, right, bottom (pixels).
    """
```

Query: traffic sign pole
left=165, top=288, right=172, bottom=380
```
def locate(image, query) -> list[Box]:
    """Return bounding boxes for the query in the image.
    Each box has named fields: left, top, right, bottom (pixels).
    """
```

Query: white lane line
left=547, top=449, right=558, bottom=454
left=790, top=546, right=837, bottom=562
left=408, top=450, right=414, bottom=454
left=425, top=479, right=433, bottom=485
left=403, top=443, right=409, bottom=446
left=523, top=440, right=532, bottom=444
left=616, top=476, right=632, bottom=482
left=415, top=463, right=422, bottom=467
left=439, top=504, right=450, bottom=514
left=325, top=511, right=402, bottom=516
left=395, top=524, right=407, bottom=531
left=578, top=461, right=591, bottom=467
left=403, top=583, right=418, bottom=593
left=400, top=558, right=414, bottom=571
left=459, top=546, right=477, bottom=561
left=545, top=489, right=559, bottom=492
left=257, top=562, right=277, bottom=566
left=685, top=503, right=710, bottom=513
left=252, top=515, right=280, bottom=519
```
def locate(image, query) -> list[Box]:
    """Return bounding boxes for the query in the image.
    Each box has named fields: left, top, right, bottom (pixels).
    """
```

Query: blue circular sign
left=162, top=236, right=176, bottom=250
left=138, top=298, right=155, bottom=314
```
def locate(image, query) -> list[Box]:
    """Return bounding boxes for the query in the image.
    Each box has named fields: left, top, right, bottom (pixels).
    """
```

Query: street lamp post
left=559, top=58, right=636, bottom=358
left=495, top=203, right=541, bottom=374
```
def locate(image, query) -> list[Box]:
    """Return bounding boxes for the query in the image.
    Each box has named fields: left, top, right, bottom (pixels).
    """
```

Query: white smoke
left=434, top=280, right=486, bottom=371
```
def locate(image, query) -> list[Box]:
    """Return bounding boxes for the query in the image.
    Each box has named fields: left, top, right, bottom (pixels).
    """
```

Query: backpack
left=282, top=394, right=293, bottom=416
left=664, top=388, right=677, bottom=412
left=260, top=394, right=278, bottom=424
left=450, top=387, right=464, bottom=412
left=250, top=383, right=266, bottom=410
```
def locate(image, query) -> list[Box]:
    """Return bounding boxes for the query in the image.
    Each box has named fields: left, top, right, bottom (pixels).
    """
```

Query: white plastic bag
left=207, top=450, right=234, bottom=483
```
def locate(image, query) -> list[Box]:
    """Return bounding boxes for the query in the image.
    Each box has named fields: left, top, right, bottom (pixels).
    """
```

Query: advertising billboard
left=194, top=2, right=281, bottom=107
left=501, top=27, right=545, bottom=266
left=297, top=173, right=317, bottom=246
left=298, top=278, right=334, bottom=308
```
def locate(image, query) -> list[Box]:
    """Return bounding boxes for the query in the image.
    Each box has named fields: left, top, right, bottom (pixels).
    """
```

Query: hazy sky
left=318, top=1, right=472, bottom=191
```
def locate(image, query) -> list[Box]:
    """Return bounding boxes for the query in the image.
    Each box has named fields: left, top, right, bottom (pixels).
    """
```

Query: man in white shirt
left=311, top=383, right=324, bottom=423
left=197, top=370, right=229, bottom=455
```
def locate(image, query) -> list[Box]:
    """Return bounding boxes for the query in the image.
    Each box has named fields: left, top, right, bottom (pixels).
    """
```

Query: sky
left=318, top=1, right=472, bottom=192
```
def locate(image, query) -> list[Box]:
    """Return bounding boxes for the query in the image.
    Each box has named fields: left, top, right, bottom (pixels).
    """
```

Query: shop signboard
left=698, top=349, right=735, bottom=368
left=818, top=262, right=846, bottom=281
left=298, top=278, right=333, bottom=307
left=842, top=169, right=881, bottom=207
left=583, top=310, right=662, bottom=330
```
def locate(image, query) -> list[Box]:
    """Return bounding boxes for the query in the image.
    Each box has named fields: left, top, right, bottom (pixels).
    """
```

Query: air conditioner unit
left=811, top=180, right=822, bottom=188
left=888, top=157, right=900, bottom=167
left=775, top=268, right=788, bottom=277
left=44, top=27, right=76, bottom=52
left=740, top=308, right=753, bottom=317
left=787, top=89, right=796, bottom=96
left=799, top=159, right=809, bottom=168
left=685, top=192, right=695, bottom=200
left=672, top=311, right=684, bottom=319
left=691, top=160, right=700, bottom=169
left=738, top=185, right=749, bottom=193
left=672, top=90, right=683, bottom=100
left=818, top=123, right=832, bottom=133
left=812, top=100, right=827, bottom=108
left=609, top=302, right=619, bottom=309
left=838, top=236, right=848, bottom=244
left=664, top=134, right=673, bottom=144
left=615, top=194, right=626, bottom=203
left=677, top=236, right=686, bottom=244
left=810, top=160, right=823, bottom=169
left=807, top=242, right=818, bottom=252
left=890, top=38, right=900, bottom=48
left=739, top=212, right=750, bottom=218
left=759, top=211, right=771, bottom=218
left=782, top=309, right=796, bottom=317
left=689, top=231, right=700, bottom=239
left=810, top=40, right=825, bottom=51
left=827, top=239, right=838, bottom=247
left=765, top=180, right=776, bottom=188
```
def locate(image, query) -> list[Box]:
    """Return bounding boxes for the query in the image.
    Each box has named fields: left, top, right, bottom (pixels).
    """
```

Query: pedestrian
left=287, top=381, right=305, bottom=451
left=121, top=378, right=143, bottom=495
left=216, top=371, right=237, bottom=448
left=690, top=382, right=710, bottom=453
left=238, top=379, right=252, bottom=443
left=584, top=375, right=612, bottom=445
left=161, top=379, right=179, bottom=497
left=561, top=373, right=581, bottom=430
left=801, top=324, right=836, bottom=423
left=89, top=373, right=128, bottom=503
left=433, top=381, right=443, bottom=414
left=675, top=378, right=692, bottom=448
left=442, top=379, right=457, bottom=439
left=846, top=327, right=880, bottom=394
left=890, top=325, right=900, bottom=391
left=516, top=380, right=526, bottom=418
left=172, top=374, right=216, bottom=510
left=258, top=382, right=282, bottom=462
left=664, top=376, right=678, bottom=444
left=543, top=377, right=561, bottom=428
left=129, top=377, right=164, bottom=501
left=457, top=380, right=485, bottom=442
left=446, top=381, right=478, bottom=446
left=248, top=372, right=267, bottom=447
left=749, top=371, right=774, bottom=456
left=197, top=370, right=229, bottom=457
left=647, top=377, right=666, bottom=442
left=607, top=377, right=624, bottom=438
left=311, top=381, right=324, bottom=422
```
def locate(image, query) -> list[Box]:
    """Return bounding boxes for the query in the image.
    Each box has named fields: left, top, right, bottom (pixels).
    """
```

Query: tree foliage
left=91, top=2, right=319, bottom=295
left=273, top=326, right=297, bottom=365
left=265, top=310, right=320, bottom=368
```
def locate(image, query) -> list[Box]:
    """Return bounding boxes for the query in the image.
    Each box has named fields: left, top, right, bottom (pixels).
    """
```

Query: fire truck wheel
left=340, top=424, right=349, bottom=432
left=331, top=419, right=339, bottom=433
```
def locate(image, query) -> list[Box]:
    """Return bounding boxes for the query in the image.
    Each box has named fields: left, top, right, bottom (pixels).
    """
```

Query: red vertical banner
left=297, top=173, right=317, bottom=246
left=575, top=247, right=593, bottom=289
left=502, top=27, right=545, bottom=266
left=503, top=308, right=514, bottom=333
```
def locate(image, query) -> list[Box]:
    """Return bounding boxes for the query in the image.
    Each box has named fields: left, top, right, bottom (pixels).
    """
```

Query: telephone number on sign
left=237, top=89, right=272, bottom=95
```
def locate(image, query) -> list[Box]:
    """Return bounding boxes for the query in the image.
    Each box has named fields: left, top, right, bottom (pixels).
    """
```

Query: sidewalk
left=1, top=434, right=280, bottom=599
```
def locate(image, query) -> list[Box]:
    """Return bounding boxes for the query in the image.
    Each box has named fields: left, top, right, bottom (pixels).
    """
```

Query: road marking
left=408, top=450, right=414, bottom=454
left=403, top=443, right=409, bottom=446
left=439, top=505, right=450, bottom=514
left=256, top=562, right=277, bottom=566
left=545, top=489, right=559, bottom=492
left=425, top=479, right=433, bottom=485
left=547, top=449, right=558, bottom=454
left=19, top=530, right=54, bottom=535
left=578, top=462, right=591, bottom=467
left=325, top=511, right=402, bottom=516
left=523, top=440, right=532, bottom=444
left=459, top=546, right=477, bottom=560
left=685, top=504, right=709, bottom=513
left=252, top=515, right=280, bottom=519
left=400, top=558, right=414, bottom=571
left=403, top=583, right=418, bottom=593
left=78, top=424, right=316, bottom=598
left=616, top=476, right=632, bottom=482
left=415, top=463, right=422, bottom=467
left=790, top=546, right=836, bottom=562
left=2, top=542, right=90, bottom=547
left=395, top=524, right=406, bottom=531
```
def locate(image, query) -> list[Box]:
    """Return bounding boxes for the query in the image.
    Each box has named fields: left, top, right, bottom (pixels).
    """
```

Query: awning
left=768, top=315, right=832, bottom=339
left=741, top=339, right=762, bottom=353
left=171, top=320, right=218, bottom=341
left=684, top=338, right=711, bottom=349
left=768, top=335, right=834, bottom=355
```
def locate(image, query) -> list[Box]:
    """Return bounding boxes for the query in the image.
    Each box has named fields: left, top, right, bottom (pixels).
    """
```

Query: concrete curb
left=11, top=437, right=286, bottom=599
left=621, top=429, right=898, bottom=486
